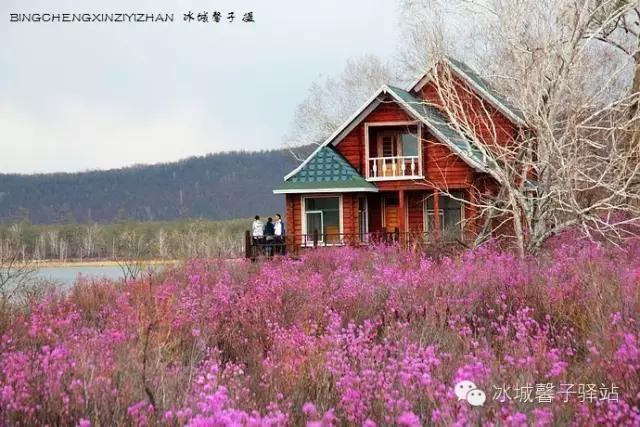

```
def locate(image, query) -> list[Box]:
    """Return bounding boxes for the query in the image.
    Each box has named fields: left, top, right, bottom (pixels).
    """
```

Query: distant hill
left=0, top=149, right=303, bottom=224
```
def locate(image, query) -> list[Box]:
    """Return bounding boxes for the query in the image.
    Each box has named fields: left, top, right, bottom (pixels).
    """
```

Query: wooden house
left=273, top=57, right=526, bottom=246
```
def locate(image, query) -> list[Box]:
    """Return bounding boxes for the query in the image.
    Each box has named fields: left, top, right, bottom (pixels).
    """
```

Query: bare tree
left=0, top=226, right=36, bottom=318
left=400, top=0, right=640, bottom=255
left=81, top=223, right=99, bottom=260
left=114, top=230, right=152, bottom=282
left=154, top=228, right=169, bottom=259
left=284, top=54, right=399, bottom=159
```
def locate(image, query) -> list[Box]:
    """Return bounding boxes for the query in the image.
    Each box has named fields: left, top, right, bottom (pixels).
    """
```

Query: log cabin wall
left=407, top=191, right=426, bottom=233
left=285, top=194, right=301, bottom=245
left=368, top=194, right=383, bottom=233
left=341, top=194, right=358, bottom=236
left=417, top=76, right=517, bottom=149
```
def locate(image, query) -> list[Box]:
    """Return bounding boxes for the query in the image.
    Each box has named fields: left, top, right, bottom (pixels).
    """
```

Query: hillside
left=0, top=149, right=301, bottom=224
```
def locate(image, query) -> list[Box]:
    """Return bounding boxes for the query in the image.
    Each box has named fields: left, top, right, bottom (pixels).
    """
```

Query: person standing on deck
left=264, top=217, right=275, bottom=256
left=252, top=215, right=264, bottom=245
left=274, top=213, right=285, bottom=254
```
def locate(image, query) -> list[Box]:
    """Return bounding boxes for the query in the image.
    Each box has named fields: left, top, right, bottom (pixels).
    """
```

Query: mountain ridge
left=0, top=148, right=302, bottom=224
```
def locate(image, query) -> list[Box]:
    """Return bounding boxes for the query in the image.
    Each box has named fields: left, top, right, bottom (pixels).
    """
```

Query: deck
left=244, top=229, right=462, bottom=260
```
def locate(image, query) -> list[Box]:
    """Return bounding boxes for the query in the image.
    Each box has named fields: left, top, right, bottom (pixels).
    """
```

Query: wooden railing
left=367, top=156, right=421, bottom=180
left=244, top=229, right=441, bottom=260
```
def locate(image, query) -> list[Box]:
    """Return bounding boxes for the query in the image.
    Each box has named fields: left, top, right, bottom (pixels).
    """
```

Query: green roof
left=446, top=57, right=526, bottom=123
left=386, top=85, right=493, bottom=170
left=274, top=146, right=377, bottom=193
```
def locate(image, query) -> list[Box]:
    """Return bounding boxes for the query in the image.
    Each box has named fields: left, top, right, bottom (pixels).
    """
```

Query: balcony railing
left=367, top=156, right=422, bottom=180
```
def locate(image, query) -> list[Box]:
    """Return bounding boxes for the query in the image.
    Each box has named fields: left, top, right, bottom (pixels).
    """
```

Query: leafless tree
left=0, top=226, right=36, bottom=318
left=284, top=54, right=399, bottom=159
left=401, top=0, right=640, bottom=255
left=114, top=230, right=152, bottom=282
left=154, top=228, right=169, bottom=259
left=82, top=224, right=99, bottom=260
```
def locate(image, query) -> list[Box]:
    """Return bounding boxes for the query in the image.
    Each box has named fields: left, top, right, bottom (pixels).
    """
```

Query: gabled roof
left=273, top=146, right=377, bottom=194
left=408, top=56, right=527, bottom=126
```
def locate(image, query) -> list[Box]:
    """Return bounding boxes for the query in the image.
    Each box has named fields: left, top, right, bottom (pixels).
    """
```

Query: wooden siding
left=286, top=194, right=302, bottom=245
left=338, top=132, right=364, bottom=174
left=417, top=74, right=517, bottom=149
left=424, top=137, right=474, bottom=188
left=407, top=191, right=425, bottom=233
left=342, top=194, right=358, bottom=236
left=368, top=194, right=383, bottom=233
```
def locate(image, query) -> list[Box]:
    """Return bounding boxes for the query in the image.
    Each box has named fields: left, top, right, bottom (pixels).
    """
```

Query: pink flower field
left=1, top=238, right=639, bottom=426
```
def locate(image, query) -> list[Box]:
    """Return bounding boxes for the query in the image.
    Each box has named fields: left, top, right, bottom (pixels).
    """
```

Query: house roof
left=273, top=145, right=378, bottom=194
left=408, top=56, right=527, bottom=126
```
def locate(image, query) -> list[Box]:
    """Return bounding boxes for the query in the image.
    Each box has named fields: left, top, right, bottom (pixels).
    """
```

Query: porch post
left=468, top=187, right=478, bottom=239
left=245, top=230, right=252, bottom=259
left=433, top=190, right=441, bottom=241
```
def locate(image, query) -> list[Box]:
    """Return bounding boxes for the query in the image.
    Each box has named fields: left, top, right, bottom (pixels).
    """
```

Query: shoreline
left=29, top=259, right=180, bottom=268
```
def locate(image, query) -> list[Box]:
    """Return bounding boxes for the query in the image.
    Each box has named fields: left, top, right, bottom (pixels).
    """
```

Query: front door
left=383, top=195, right=399, bottom=232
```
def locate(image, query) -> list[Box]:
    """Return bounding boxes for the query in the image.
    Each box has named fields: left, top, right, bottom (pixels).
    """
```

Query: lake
left=35, top=265, right=126, bottom=288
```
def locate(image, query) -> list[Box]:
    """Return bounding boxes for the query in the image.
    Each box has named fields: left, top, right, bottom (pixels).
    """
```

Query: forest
left=0, top=149, right=299, bottom=224
left=0, top=218, right=252, bottom=262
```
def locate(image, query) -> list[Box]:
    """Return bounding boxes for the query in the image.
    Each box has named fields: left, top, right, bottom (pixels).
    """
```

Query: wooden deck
left=244, top=229, right=458, bottom=260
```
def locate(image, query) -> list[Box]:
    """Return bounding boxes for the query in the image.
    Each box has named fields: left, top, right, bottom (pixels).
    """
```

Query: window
left=304, top=197, right=340, bottom=241
left=401, top=133, right=419, bottom=157
left=358, top=196, right=368, bottom=241
left=425, top=192, right=464, bottom=239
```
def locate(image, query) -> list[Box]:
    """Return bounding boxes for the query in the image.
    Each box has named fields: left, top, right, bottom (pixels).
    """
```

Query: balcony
left=367, top=156, right=423, bottom=181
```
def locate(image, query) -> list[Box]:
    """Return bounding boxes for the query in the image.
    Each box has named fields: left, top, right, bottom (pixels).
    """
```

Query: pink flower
left=302, top=402, right=318, bottom=417
left=397, top=411, right=421, bottom=427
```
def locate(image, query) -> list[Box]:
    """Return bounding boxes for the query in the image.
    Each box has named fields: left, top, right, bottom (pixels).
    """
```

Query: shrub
left=0, top=240, right=639, bottom=425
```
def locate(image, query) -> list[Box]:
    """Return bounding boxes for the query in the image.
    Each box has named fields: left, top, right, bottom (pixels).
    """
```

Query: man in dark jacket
left=264, top=217, right=275, bottom=256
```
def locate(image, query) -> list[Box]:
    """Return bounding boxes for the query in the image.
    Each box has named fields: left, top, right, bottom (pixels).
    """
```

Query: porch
left=244, top=229, right=445, bottom=260
left=247, top=189, right=477, bottom=259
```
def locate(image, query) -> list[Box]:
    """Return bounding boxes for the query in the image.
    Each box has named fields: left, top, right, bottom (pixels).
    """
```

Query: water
left=2, top=264, right=168, bottom=293
left=35, top=265, right=125, bottom=287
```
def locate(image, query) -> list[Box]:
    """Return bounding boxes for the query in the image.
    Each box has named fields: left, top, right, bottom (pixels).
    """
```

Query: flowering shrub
left=0, top=239, right=639, bottom=426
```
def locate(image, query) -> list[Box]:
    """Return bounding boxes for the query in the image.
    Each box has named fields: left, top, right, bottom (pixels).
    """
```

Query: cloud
left=0, top=0, right=400, bottom=173
left=0, top=100, right=248, bottom=173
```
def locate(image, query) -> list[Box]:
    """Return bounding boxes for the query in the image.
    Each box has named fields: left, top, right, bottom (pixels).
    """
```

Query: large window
left=304, top=197, right=340, bottom=241
left=425, top=192, right=464, bottom=240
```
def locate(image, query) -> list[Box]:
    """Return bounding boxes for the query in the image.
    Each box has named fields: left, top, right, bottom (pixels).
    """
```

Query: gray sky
left=0, top=0, right=401, bottom=173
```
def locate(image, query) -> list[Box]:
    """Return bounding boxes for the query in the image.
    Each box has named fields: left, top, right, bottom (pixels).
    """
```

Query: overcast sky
left=0, top=0, right=405, bottom=174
